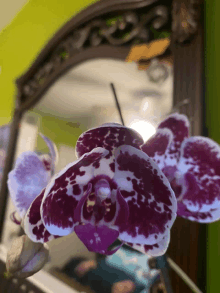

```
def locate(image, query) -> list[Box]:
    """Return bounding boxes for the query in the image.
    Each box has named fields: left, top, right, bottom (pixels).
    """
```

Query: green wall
left=206, top=1, right=220, bottom=292
left=34, top=113, right=85, bottom=153
left=0, top=0, right=98, bottom=126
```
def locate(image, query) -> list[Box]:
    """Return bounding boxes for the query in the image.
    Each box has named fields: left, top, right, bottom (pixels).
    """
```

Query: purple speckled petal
left=7, top=152, right=51, bottom=218
left=24, top=189, right=60, bottom=243
left=177, top=201, right=220, bottom=223
left=74, top=183, right=92, bottom=223
left=39, top=133, right=59, bottom=174
left=141, top=128, right=173, bottom=170
left=96, top=187, right=130, bottom=229
left=124, top=231, right=170, bottom=256
left=74, top=223, right=119, bottom=255
left=177, top=136, right=220, bottom=212
left=158, top=113, right=190, bottom=166
left=76, top=123, right=144, bottom=159
left=114, top=145, right=177, bottom=245
left=111, top=188, right=129, bottom=229
left=40, top=148, right=109, bottom=236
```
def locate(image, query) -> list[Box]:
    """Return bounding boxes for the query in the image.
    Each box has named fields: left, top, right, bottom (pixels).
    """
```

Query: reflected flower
left=8, top=123, right=177, bottom=256
left=141, top=113, right=220, bottom=222
left=8, top=133, right=58, bottom=229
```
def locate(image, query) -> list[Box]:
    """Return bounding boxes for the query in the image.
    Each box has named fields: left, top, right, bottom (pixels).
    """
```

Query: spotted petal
left=8, top=152, right=51, bottom=218
left=177, top=136, right=220, bottom=212
left=177, top=201, right=220, bottom=223
left=76, top=123, right=144, bottom=158
left=23, top=189, right=60, bottom=243
left=158, top=113, right=190, bottom=167
left=141, top=128, right=173, bottom=170
left=125, top=231, right=170, bottom=256
left=40, top=147, right=109, bottom=236
left=114, top=145, right=177, bottom=245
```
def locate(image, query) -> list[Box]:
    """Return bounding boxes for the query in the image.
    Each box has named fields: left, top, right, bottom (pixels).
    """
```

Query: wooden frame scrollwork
left=0, top=0, right=205, bottom=292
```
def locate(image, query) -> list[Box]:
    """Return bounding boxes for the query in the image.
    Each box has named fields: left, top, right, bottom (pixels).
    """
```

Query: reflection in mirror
left=35, top=58, right=173, bottom=141
left=4, top=57, right=173, bottom=292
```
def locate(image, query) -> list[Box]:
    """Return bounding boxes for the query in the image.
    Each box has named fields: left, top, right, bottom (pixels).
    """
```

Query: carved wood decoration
left=172, top=0, right=202, bottom=43
left=0, top=0, right=205, bottom=292
left=17, top=2, right=171, bottom=111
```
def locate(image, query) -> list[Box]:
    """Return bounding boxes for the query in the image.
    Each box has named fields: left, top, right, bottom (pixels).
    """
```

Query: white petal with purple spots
left=125, top=231, right=170, bottom=256
left=76, top=123, right=144, bottom=158
left=114, top=145, right=177, bottom=245
left=177, top=201, right=220, bottom=223
left=158, top=113, right=190, bottom=167
left=40, top=148, right=109, bottom=236
left=24, top=189, right=60, bottom=243
left=141, top=128, right=173, bottom=170
left=177, top=136, right=220, bottom=212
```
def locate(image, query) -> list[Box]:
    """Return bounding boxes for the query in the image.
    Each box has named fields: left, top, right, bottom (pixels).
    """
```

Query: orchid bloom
left=8, top=123, right=177, bottom=256
left=8, top=133, right=59, bottom=230
left=141, top=113, right=220, bottom=223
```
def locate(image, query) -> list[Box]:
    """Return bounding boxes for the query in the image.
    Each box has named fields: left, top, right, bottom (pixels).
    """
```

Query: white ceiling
left=35, top=58, right=173, bottom=129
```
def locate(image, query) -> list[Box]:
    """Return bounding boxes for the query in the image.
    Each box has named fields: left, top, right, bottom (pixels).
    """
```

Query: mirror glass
left=3, top=56, right=173, bottom=291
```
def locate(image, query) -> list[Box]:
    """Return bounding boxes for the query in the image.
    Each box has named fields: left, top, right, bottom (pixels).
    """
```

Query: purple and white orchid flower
left=8, top=133, right=59, bottom=228
left=8, top=123, right=177, bottom=256
left=141, top=113, right=220, bottom=223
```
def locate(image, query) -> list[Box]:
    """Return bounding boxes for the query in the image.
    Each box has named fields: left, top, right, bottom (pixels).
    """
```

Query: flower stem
left=167, top=256, right=203, bottom=293
left=110, top=83, right=125, bottom=126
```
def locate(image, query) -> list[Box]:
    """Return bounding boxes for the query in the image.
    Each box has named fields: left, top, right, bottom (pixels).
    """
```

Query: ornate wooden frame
left=0, top=0, right=205, bottom=292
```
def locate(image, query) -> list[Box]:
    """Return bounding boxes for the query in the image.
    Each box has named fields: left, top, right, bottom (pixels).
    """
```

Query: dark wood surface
left=168, top=1, right=206, bottom=292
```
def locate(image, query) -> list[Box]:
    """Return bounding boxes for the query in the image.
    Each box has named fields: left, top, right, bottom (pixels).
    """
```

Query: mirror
left=2, top=56, right=173, bottom=289
left=35, top=57, right=173, bottom=140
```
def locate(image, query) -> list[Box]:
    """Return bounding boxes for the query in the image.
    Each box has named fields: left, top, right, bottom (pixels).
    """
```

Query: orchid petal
left=23, top=189, right=60, bottom=243
left=76, top=124, right=144, bottom=159
left=74, top=223, right=119, bottom=255
left=158, top=113, right=190, bottom=166
left=141, top=128, right=173, bottom=170
left=74, top=183, right=93, bottom=223
left=39, top=133, right=59, bottom=174
left=111, top=188, right=129, bottom=229
left=40, top=148, right=109, bottom=236
left=177, top=201, right=220, bottom=223
left=7, top=152, right=51, bottom=218
left=124, top=231, right=170, bottom=256
left=177, top=136, right=220, bottom=212
left=114, top=145, right=177, bottom=245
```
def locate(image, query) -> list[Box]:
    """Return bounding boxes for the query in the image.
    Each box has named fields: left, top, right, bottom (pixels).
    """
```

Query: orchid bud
left=6, top=235, right=49, bottom=278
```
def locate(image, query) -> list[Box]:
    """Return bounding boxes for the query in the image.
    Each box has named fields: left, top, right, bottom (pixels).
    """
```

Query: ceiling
left=35, top=58, right=173, bottom=130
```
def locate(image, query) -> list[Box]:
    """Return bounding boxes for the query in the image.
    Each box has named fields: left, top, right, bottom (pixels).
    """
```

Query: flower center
left=170, top=178, right=182, bottom=200
left=94, top=179, right=111, bottom=201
